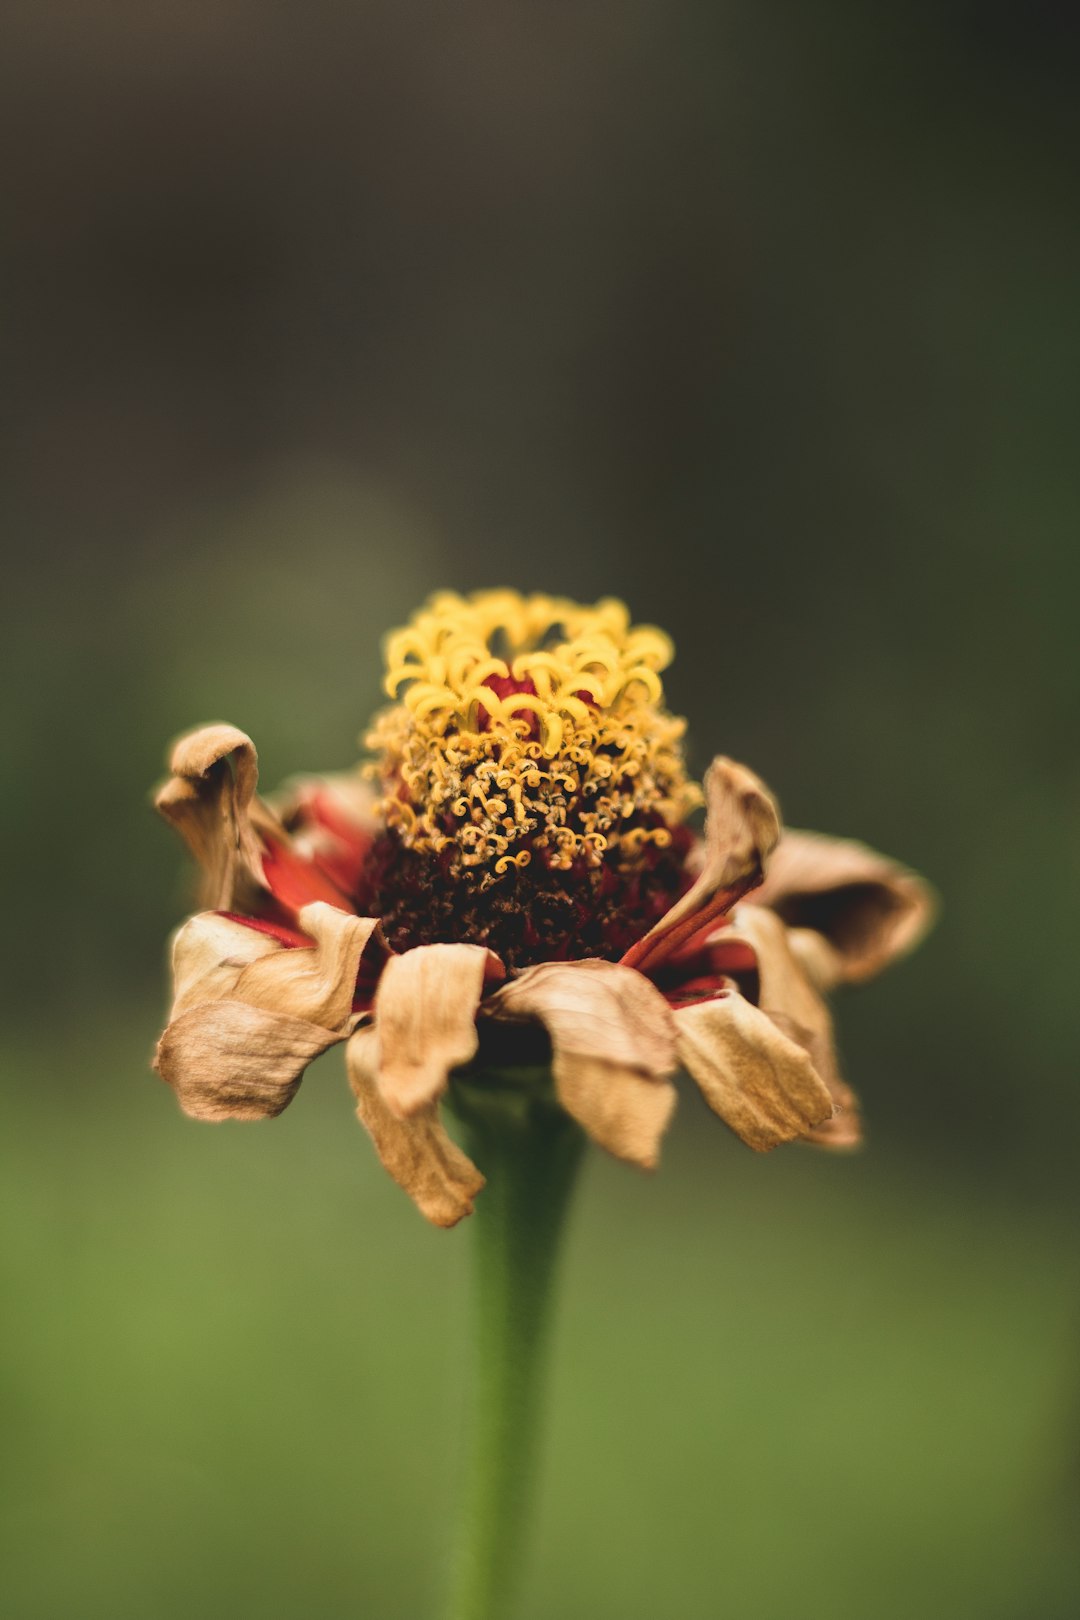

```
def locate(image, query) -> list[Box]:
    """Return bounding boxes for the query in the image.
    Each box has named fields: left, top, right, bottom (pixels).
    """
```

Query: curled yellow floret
left=366, top=591, right=699, bottom=879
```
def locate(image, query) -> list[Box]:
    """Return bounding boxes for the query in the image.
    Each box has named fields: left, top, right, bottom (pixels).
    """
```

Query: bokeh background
left=3, top=4, right=1078, bottom=1617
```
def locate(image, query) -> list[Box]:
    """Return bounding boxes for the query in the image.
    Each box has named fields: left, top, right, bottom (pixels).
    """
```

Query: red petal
left=293, top=788, right=374, bottom=900
left=482, top=951, right=507, bottom=986
left=260, top=833, right=356, bottom=914
left=478, top=674, right=540, bottom=738
left=216, top=911, right=313, bottom=949
left=652, top=932, right=760, bottom=1007
left=661, top=974, right=731, bottom=1007
left=620, top=870, right=762, bottom=976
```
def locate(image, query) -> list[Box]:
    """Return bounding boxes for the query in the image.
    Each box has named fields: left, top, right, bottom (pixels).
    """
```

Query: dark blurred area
left=2, top=4, right=1078, bottom=1617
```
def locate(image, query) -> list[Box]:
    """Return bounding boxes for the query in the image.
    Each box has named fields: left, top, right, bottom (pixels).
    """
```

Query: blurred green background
left=2, top=4, right=1078, bottom=1617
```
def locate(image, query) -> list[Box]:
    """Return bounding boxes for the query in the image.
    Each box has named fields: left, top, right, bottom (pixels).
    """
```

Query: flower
left=153, top=591, right=934, bottom=1226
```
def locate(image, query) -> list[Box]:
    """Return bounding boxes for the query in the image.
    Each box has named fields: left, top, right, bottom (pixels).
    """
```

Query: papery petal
left=675, top=991, right=833, bottom=1151
left=155, top=1001, right=339, bottom=1121
left=155, top=724, right=353, bottom=915
left=373, top=943, right=503, bottom=1118
left=347, top=1026, right=484, bottom=1228
left=621, top=756, right=780, bottom=976
left=168, top=903, right=380, bottom=1024
left=168, top=910, right=281, bottom=1019
left=729, top=903, right=861, bottom=1148
left=484, top=959, right=677, bottom=1168
left=235, top=905, right=382, bottom=1028
left=797, top=1076, right=862, bottom=1150
left=752, top=828, right=936, bottom=988
left=155, top=902, right=381, bottom=1121
left=552, top=1056, right=676, bottom=1170
left=155, top=725, right=266, bottom=911
left=730, top=904, right=842, bottom=1092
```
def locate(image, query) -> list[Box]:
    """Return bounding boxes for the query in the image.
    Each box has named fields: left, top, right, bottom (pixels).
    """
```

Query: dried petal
left=373, top=943, right=503, bottom=1117
left=484, top=959, right=677, bottom=1168
left=168, top=903, right=379, bottom=1025
left=156, top=902, right=380, bottom=1121
left=753, top=828, right=936, bottom=988
left=730, top=903, right=861, bottom=1148
left=168, top=910, right=281, bottom=1020
left=621, top=756, right=780, bottom=975
left=155, top=724, right=352, bottom=914
left=798, top=1081, right=862, bottom=1150
left=155, top=1000, right=337, bottom=1121
left=155, top=725, right=266, bottom=911
left=730, top=905, right=841, bottom=1091
left=347, top=1027, right=484, bottom=1228
left=233, top=903, right=382, bottom=1029
left=675, top=991, right=833, bottom=1151
left=553, top=1056, right=676, bottom=1169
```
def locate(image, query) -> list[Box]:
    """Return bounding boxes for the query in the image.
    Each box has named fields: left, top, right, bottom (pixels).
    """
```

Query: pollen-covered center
left=361, top=590, right=700, bottom=969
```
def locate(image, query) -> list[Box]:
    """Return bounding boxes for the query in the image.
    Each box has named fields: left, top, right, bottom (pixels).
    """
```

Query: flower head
left=152, top=590, right=935, bottom=1226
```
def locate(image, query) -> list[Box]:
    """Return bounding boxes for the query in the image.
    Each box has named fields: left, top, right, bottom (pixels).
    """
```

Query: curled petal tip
left=753, top=828, right=936, bottom=986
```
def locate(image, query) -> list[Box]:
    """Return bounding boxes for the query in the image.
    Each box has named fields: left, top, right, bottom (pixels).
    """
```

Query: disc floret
left=363, top=591, right=701, bottom=964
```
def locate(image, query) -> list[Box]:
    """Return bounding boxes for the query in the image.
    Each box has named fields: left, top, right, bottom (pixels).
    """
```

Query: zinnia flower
left=153, top=590, right=934, bottom=1226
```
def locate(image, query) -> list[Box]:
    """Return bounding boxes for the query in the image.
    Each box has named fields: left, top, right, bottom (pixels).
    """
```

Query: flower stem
left=446, top=1072, right=586, bottom=1620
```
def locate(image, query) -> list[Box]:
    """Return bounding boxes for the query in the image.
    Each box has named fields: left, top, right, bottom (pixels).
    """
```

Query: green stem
left=445, top=1072, right=586, bottom=1620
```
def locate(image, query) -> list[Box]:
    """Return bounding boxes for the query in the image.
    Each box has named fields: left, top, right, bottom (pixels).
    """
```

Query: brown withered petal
left=232, top=904, right=381, bottom=1030
left=156, top=902, right=379, bottom=1121
left=154, top=724, right=268, bottom=912
left=729, top=902, right=861, bottom=1149
left=761, top=1007, right=861, bottom=1149
left=798, top=1084, right=863, bottom=1150
left=167, top=903, right=379, bottom=1026
left=347, top=1027, right=485, bottom=1228
left=622, top=756, right=780, bottom=976
left=484, top=960, right=678, bottom=1169
left=778, top=927, right=845, bottom=995
left=155, top=1000, right=338, bottom=1121
left=729, top=904, right=841, bottom=1092
left=373, top=943, right=501, bottom=1118
left=167, top=910, right=281, bottom=1020
left=553, top=1057, right=677, bottom=1170
left=753, top=828, right=936, bottom=989
left=675, top=991, right=834, bottom=1151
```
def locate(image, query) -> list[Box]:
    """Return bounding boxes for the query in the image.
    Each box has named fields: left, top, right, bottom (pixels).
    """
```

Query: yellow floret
left=366, top=591, right=699, bottom=878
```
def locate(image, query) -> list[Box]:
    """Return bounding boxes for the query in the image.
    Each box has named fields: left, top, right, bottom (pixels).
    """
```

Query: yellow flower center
left=365, top=590, right=699, bottom=880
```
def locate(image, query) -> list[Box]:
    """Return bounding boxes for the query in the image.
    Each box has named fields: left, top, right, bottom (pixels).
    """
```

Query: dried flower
left=153, top=591, right=934, bottom=1226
